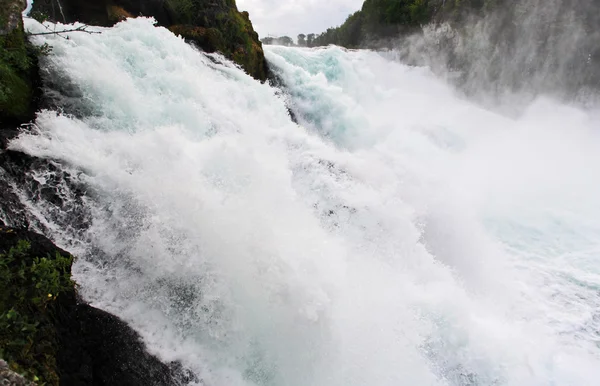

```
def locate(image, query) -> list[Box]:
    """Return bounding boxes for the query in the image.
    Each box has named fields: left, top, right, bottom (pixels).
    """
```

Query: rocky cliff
left=31, top=0, right=268, bottom=81
left=0, top=0, right=41, bottom=127
left=0, top=226, right=196, bottom=385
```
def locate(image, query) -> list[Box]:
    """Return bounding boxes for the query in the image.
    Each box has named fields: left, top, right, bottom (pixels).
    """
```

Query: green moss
left=0, top=60, right=31, bottom=119
left=165, top=0, right=266, bottom=80
left=0, top=238, right=75, bottom=385
left=165, top=0, right=196, bottom=24
left=219, top=7, right=266, bottom=80
left=0, top=0, right=35, bottom=124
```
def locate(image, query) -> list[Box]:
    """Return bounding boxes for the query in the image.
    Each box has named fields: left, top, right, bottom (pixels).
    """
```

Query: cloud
left=237, top=0, right=363, bottom=39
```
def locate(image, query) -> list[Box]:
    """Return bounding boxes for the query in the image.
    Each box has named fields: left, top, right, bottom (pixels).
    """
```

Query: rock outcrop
left=0, top=226, right=196, bottom=385
left=31, top=0, right=268, bottom=81
left=0, top=0, right=41, bottom=127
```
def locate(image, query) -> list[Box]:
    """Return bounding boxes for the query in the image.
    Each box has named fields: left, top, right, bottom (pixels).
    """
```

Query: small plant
left=0, top=239, right=75, bottom=385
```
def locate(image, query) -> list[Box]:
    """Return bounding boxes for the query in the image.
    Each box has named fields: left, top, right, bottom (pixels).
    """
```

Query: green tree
left=278, top=36, right=294, bottom=46
left=297, top=33, right=306, bottom=46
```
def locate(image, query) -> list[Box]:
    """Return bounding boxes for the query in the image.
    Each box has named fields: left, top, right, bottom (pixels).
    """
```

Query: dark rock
left=0, top=127, right=20, bottom=150
left=32, top=0, right=172, bottom=26
left=0, top=130, right=27, bottom=228
left=0, top=227, right=197, bottom=385
left=0, top=148, right=91, bottom=235
left=0, top=224, right=71, bottom=258
left=1, top=127, right=83, bottom=230
left=266, top=68, right=298, bottom=124
left=0, top=175, right=28, bottom=228
left=0, top=0, right=43, bottom=127
left=55, top=292, right=196, bottom=386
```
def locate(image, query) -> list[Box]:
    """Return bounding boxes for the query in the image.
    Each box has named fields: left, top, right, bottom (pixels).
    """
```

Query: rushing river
left=9, top=15, right=600, bottom=385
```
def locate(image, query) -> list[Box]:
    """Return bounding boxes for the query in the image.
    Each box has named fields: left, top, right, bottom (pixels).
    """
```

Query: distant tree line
left=261, top=34, right=317, bottom=47
left=262, top=36, right=294, bottom=46
left=268, top=0, right=495, bottom=49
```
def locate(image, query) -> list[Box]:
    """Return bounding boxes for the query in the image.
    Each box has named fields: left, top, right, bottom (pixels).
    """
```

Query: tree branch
left=28, top=25, right=101, bottom=37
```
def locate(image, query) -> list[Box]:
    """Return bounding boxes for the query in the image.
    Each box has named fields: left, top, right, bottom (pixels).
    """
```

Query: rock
left=0, top=360, right=36, bottom=386
left=55, top=295, right=198, bottom=386
left=0, top=174, right=28, bottom=229
left=0, top=0, right=41, bottom=126
left=0, top=0, right=26, bottom=35
left=107, top=5, right=134, bottom=25
left=31, top=0, right=268, bottom=81
left=0, top=227, right=196, bottom=385
left=0, top=148, right=91, bottom=233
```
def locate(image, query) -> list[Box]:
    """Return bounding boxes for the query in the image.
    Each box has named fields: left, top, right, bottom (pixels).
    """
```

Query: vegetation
left=0, top=236, right=75, bottom=385
left=0, top=0, right=36, bottom=124
left=296, top=0, right=497, bottom=48
left=168, top=4, right=267, bottom=80
left=1, top=0, right=96, bottom=126
left=262, top=36, right=294, bottom=46
left=297, top=34, right=306, bottom=46
left=0, top=226, right=192, bottom=385
left=28, top=0, right=268, bottom=81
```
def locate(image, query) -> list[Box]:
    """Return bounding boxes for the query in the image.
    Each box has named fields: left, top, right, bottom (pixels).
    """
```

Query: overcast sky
left=236, top=0, right=364, bottom=39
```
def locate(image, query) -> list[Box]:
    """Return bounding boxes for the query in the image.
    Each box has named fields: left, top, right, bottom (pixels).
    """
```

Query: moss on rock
left=0, top=228, right=75, bottom=385
left=31, top=0, right=268, bottom=81
left=0, top=0, right=37, bottom=125
left=168, top=6, right=267, bottom=81
left=0, top=226, right=197, bottom=385
left=148, top=0, right=268, bottom=80
left=169, top=25, right=225, bottom=54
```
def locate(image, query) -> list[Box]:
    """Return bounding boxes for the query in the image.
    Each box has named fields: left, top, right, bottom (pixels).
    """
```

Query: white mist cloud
left=237, top=0, right=363, bottom=39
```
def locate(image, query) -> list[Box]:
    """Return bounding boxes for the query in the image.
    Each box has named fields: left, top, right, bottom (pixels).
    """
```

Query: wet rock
left=0, top=0, right=26, bottom=35
left=0, top=0, right=41, bottom=126
left=32, top=0, right=268, bottom=81
left=0, top=148, right=91, bottom=235
left=0, top=360, right=35, bottom=386
left=0, top=227, right=197, bottom=385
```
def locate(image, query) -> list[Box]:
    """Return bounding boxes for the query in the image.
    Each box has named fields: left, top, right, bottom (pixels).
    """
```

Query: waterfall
left=7, top=16, right=600, bottom=386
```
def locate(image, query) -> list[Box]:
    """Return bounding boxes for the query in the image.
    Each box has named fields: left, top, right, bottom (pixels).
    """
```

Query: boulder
left=0, top=226, right=195, bottom=385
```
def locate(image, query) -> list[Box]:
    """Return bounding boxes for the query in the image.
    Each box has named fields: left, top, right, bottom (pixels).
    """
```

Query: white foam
left=11, top=17, right=600, bottom=385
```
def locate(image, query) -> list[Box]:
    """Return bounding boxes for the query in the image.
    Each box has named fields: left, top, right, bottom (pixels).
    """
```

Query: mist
left=376, top=0, right=600, bottom=108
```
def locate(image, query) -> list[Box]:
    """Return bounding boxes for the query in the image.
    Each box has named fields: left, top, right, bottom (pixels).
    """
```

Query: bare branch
left=28, top=25, right=101, bottom=37
left=38, top=21, right=69, bottom=40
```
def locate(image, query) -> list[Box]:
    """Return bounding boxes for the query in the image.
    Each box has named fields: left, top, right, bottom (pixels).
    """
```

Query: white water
left=12, top=17, right=600, bottom=385
left=23, top=0, right=33, bottom=17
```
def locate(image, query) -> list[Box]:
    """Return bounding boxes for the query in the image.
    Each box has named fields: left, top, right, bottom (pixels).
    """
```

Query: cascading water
left=6, top=14, right=600, bottom=386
